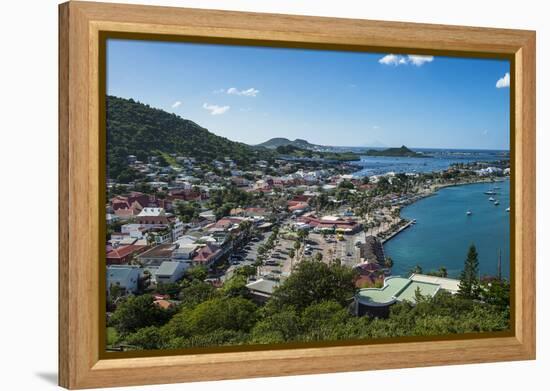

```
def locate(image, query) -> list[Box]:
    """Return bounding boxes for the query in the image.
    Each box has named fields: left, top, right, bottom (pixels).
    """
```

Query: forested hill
left=107, top=96, right=264, bottom=179
left=365, top=145, right=428, bottom=158
left=257, top=137, right=320, bottom=150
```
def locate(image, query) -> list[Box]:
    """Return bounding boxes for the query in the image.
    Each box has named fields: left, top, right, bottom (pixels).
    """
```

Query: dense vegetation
left=106, top=95, right=268, bottom=181
left=108, top=247, right=510, bottom=351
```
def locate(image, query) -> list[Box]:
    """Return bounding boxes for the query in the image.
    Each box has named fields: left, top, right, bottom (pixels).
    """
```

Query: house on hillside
left=111, top=192, right=150, bottom=218
left=106, top=244, right=148, bottom=265
left=106, top=265, right=141, bottom=296
left=192, top=243, right=222, bottom=268
left=155, top=261, right=187, bottom=284
left=135, top=207, right=171, bottom=225
left=246, top=278, right=280, bottom=303
left=137, top=244, right=177, bottom=266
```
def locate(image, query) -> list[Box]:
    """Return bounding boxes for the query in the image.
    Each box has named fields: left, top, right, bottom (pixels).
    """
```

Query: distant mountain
left=274, top=144, right=360, bottom=161
left=365, top=145, right=429, bottom=158
left=256, top=137, right=321, bottom=150
left=106, top=96, right=267, bottom=180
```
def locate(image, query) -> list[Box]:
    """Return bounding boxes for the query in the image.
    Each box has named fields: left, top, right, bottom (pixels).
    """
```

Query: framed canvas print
left=58, top=1, right=536, bottom=389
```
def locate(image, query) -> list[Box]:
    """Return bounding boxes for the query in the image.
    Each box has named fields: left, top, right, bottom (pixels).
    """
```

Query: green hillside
left=106, top=96, right=266, bottom=180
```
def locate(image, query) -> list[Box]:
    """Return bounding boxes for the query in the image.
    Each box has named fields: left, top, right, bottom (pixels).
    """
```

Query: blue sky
left=107, top=39, right=510, bottom=150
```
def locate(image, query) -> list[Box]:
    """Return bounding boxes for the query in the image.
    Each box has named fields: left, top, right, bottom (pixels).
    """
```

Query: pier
left=380, top=219, right=415, bottom=244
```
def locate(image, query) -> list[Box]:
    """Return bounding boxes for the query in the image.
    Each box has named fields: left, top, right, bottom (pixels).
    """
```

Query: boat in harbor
left=466, top=210, right=472, bottom=216
left=489, top=197, right=495, bottom=201
left=506, top=207, right=510, bottom=212
left=484, top=190, right=497, bottom=195
left=494, top=200, right=500, bottom=206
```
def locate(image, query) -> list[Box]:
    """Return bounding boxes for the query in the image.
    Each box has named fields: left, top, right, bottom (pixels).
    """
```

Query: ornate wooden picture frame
left=59, top=1, right=535, bottom=389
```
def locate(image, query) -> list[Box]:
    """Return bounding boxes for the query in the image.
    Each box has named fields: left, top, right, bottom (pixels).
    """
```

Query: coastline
left=382, top=176, right=511, bottom=278
left=380, top=176, right=509, bottom=245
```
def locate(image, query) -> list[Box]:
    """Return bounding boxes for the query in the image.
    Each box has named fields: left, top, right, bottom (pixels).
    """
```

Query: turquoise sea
left=384, top=179, right=511, bottom=279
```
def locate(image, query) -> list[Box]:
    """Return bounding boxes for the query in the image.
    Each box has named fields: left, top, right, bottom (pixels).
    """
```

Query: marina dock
left=380, top=219, right=415, bottom=244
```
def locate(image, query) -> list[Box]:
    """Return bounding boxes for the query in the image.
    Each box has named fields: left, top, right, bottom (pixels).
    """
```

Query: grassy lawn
left=106, top=327, right=118, bottom=346
left=158, top=151, right=180, bottom=167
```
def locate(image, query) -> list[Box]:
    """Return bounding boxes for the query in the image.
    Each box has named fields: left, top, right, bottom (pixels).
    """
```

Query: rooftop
left=138, top=244, right=176, bottom=259
left=106, top=244, right=147, bottom=260
left=156, top=261, right=181, bottom=276
left=138, top=207, right=165, bottom=217
left=107, top=265, right=141, bottom=283
left=246, top=278, right=280, bottom=295
left=356, top=276, right=441, bottom=307
left=409, top=273, right=461, bottom=294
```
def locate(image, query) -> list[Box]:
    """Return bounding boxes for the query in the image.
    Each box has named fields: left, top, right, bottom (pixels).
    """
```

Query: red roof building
left=110, top=192, right=152, bottom=217
left=192, top=244, right=222, bottom=266
left=106, top=244, right=149, bottom=265
left=298, top=215, right=362, bottom=233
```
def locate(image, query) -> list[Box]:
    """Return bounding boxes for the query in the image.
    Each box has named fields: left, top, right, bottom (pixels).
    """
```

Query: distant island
left=365, top=145, right=430, bottom=158
left=256, top=137, right=323, bottom=150
left=256, top=137, right=360, bottom=161
left=274, top=144, right=360, bottom=161
left=256, top=138, right=429, bottom=160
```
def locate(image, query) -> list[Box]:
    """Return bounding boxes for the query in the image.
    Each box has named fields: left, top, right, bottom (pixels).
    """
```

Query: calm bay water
left=384, top=179, right=510, bottom=279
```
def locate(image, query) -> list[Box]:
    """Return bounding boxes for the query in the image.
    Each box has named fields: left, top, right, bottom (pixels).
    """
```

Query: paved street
left=221, top=223, right=367, bottom=283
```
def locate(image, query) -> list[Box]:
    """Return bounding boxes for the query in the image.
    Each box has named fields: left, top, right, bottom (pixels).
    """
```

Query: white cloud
left=379, top=54, right=403, bottom=66
left=226, top=87, right=259, bottom=97
left=171, top=101, right=182, bottom=108
left=407, top=55, right=434, bottom=66
left=202, top=103, right=230, bottom=115
left=378, top=54, right=434, bottom=66
left=496, top=72, right=510, bottom=88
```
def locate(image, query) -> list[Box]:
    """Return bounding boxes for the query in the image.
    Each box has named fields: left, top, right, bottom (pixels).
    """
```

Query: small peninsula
left=365, top=145, right=430, bottom=158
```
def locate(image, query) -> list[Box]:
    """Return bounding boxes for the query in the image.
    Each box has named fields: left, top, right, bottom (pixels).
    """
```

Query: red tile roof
left=192, top=244, right=221, bottom=263
left=106, top=244, right=148, bottom=260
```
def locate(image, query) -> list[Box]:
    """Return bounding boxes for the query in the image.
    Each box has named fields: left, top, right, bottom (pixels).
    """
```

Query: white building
left=121, top=223, right=148, bottom=239
left=138, top=207, right=166, bottom=217
left=106, top=265, right=141, bottom=296
left=172, top=243, right=198, bottom=260
left=171, top=219, right=184, bottom=241
left=155, top=261, right=187, bottom=284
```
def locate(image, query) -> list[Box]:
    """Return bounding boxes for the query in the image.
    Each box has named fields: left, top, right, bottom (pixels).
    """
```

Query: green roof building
left=355, top=274, right=458, bottom=317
